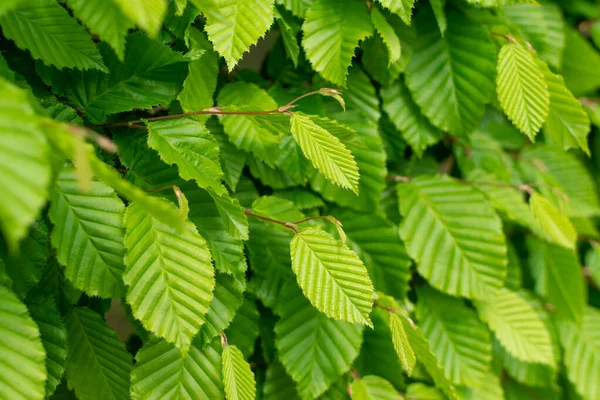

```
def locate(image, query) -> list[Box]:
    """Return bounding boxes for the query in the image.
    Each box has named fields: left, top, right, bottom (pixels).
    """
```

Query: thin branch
left=292, top=215, right=336, bottom=225
left=86, top=88, right=337, bottom=129
left=244, top=209, right=299, bottom=233
left=490, top=32, right=518, bottom=44
left=221, top=332, right=228, bottom=347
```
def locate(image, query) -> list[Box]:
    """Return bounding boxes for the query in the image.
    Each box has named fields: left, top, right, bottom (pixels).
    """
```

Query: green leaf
left=527, top=237, right=586, bottom=324
left=112, top=0, right=167, bottom=37
left=398, top=311, right=458, bottom=400
left=0, top=220, right=48, bottom=299
left=192, top=0, right=275, bottom=70
left=65, top=307, right=133, bottom=400
left=406, top=11, right=496, bottom=135
left=209, top=119, right=246, bottom=191
left=147, top=118, right=225, bottom=194
left=371, top=8, right=401, bottom=65
left=559, top=307, right=600, bottom=400
left=291, top=113, right=359, bottom=193
left=65, top=0, right=132, bottom=61
left=375, top=0, right=415, bottom=25
left=455, top=371, right=504, bottom=400
left=430, top=0, right=447, bottom=36
left=225, top=299, right=260, bottom=358
left=123, top=200, right=215, bottom=353
left=475, top=288, right=555, bottom=367
left=49, top=166, right=126, bottom=298
left=0, top=0, right=107, bottom=71
left=26, top=296, right=68, bottom=397
left=539, top=61, right=591, bottom=155
left=275, top=284, right=363, bottom=399
left=585, top=246, right=600, bottom=289
left=197, top=273, right=246, bottom=347
left=222, top=344, right=256, bottom=400
left=496, top=42, right=550, bottom=140
left=561, top=28, right=600, bottom=95
left=290, top=226, right=374, bottom=326
left=331, top=209, right=411, bottom=298
left=415, top=286, right=492, bottom=386
left=0, top=285, right=46, bottom=400
left=263, top=360, right=301, bottom=400
left=530, top=192, right=577, bottom=249
left=178, top=28, right=219, bottom=120
left=131, top=337, right=224, bottom=399
left=351, top=375, right=402, bottom=400
left=217, top=82, right=288, bottom=166
left=406, top=384, right=444, bottom=400
left=0, top=78, right=50, bottom=252
left=389, top=313, right=416, bottom=375
left=520, top=146, right=600, bottom=218
left=275, top=7, right=300, bottom=66
left=302, top=0, right=373, bottom=86
left=208, top=189, right=249, bottom=241
left=50, top=32, right=188, bottom=124
left=381, top=79, right=443, bottom=157
left=398, top=175, right=507, bottom=299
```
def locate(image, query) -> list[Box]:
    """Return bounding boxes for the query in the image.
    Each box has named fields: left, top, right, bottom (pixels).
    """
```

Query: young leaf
left=351, top=375, right=403, bottom=400
left=398, top=175, right=507, bottom=300
left=540, top=61, right=591, bottom=155
left=65, top=0, right=132, bottom=61
left=406, top=10, right=496, bottom=136
left=291, top=113, right=359, bottom=193
left=389, top=313, right=416, bottom=375
left=275, top=7, right=300, bottom=67
left=415, top=286, right=492, bottom=386
left=65, top=307, right=133, bottom=400
left=527, top=237, right=586, bottom=324
left=376, top=0, right=415, bottom=25
left=222, top=344, right=257, bottom=400
left=276, top=0, right=311, bottom=18
left=147, top=118, right=225, bottom=195
left=112, top=0, right=167, bottom=37
left=475, top=288, right=555, bottom=367
left=0, top=78, right=50, bottom=252
left=496, top=42, right=550, bottom=140
left=123, top=201, right=215, bottom=353
left=275, top=284, right=363, bottom=399
left=0, top=285, right=46, bottom=400
left=208, top=189, right=249, bottom=241
left=559, top=307, right=600, bottom=400
left=302, top=0, right=373, bottom=86
left=193, top=0, right=275, bottom=70
left=290, top=226, right=374, bottom=326
left=131, top=337, right=224, bottom=400
left=49, top=167, right=126, bottom=298
left=371, top=8, right=401, bottom=65
left=529, top=192, right=577, bottom=249
left=0, top=0, right=107, bottom=71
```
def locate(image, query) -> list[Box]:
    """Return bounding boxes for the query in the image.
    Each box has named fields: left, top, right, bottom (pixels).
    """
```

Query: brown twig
left=244, top=209, right=299, bottom=233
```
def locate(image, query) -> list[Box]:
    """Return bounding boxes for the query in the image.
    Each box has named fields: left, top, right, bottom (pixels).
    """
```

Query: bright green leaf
left=389, top=313, right=416, bottom=375
left=113, top=0, right=167, bottom=37
left=376, top=0, right=415, bottom=25
left=351, top=375, right=402, bottom=400
left=222, top=344, right=256, bottom=400
left=371, top=8, right=401, bottom=65
left=530, top=192, right=577, bottom=249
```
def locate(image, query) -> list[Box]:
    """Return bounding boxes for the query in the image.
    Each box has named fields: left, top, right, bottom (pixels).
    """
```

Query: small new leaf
left=389, top=312, right=416, bottom=375
left=530, top=192, right=577, bottom=249
left=222, top=344, right=256, bottom=400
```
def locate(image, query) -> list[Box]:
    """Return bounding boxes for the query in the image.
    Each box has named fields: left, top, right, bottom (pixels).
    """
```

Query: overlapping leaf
left=0, top=286, right=46, bottom=400
left=389, top=313, right=416, bottom=375
left=65, top=307, right=133, bottom=400
left=351, top=375, right=403, bottom=400
left=131, top=337, right=224, bottom=399
left=290, top=226, right=374, bottom=326
left=416, top=286, right=492, bottom=386
left=398, top=175, right=507, bottom=299
left=49, top=167, right=126, bottom=298
left=302, top=0, right=373, bottom=86
left=0, top=0, right=107, bottom=71
left=475, top=288, right=555, bottom=366
left=112, top=0, right=167, bottom=37
left=529, top=192, right=577, bottom=249
left=123, top=201, right=215, bottom=352
left=406, top=11, right=496, bottom=135
left=0, top=79, right=50, bottom=252
left=275, top=284, right=363, bottom=399
left=376, top=0, right=414, bottom=25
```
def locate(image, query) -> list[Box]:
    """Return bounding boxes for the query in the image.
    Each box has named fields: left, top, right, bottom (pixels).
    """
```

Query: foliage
left=1, top=0, right=600, bottom=399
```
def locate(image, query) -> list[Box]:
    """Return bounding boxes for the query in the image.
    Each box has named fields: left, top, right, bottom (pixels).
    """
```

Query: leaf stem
left=244, top=209, right=299, bottom=233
